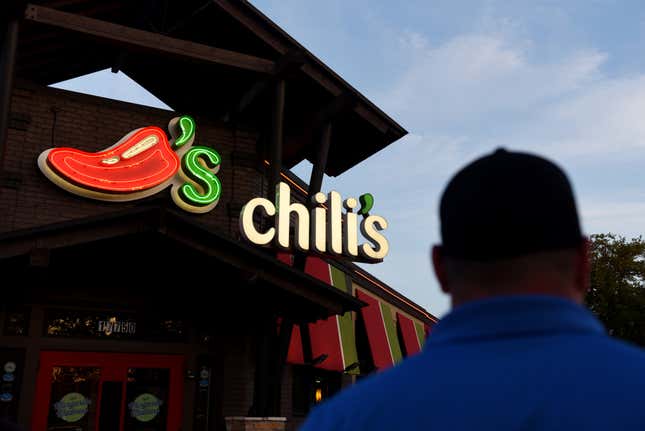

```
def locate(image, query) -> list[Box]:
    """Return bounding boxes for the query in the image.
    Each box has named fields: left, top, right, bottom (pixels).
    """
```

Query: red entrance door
left=32, top=352, right=184, bottom=431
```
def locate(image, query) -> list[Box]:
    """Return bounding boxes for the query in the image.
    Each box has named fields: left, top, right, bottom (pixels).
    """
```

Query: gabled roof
left=17, top=0, right=407, bottom=176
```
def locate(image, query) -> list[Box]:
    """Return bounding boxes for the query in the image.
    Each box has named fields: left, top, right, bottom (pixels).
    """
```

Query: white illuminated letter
left=239, top=197, right=276, bottom=246
left=327, top=190, right=343, bottom=255
left=311, top=192, right=327, bottom=253
left=276, top=182, right=310, bottom=251
left=359, top=215, right=389, bottom=261
left=343, top=198, right=359, bottom=257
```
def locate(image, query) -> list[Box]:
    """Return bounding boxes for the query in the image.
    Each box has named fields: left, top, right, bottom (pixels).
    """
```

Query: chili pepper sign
left=37, top=116, right=222, bottom=214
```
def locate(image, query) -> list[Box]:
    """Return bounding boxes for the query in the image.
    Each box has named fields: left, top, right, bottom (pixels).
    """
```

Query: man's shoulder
left=300, top=353, right=432, bottom=430
left=575, top=334, right=645, bottom=377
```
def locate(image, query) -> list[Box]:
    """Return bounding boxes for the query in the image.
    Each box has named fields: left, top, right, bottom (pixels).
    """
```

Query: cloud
left=379, top=29, right=645, bottom=167
left=384, top=32, right=607, bottom=134
left=530, top=75, right=645, bottom=157
left=581, top=199, right=645, bottom=239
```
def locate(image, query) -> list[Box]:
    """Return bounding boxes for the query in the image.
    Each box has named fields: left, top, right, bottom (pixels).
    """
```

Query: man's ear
left=574, top=237, right=591, bottom=296
left=432, top=245, right=450, bottom=294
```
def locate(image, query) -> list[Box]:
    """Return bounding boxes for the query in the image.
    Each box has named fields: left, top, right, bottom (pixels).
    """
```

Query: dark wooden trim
left=24, top=4, right=275, bottom=74
left=213, top=0, right=289, bottom=54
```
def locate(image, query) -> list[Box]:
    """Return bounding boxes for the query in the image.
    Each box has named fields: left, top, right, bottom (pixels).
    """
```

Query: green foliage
left=587, top=233, right=645, bottom=346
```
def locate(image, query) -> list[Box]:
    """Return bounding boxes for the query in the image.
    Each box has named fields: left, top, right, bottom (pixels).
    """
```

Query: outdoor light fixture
left=343, top=361, right=360, bottom=373
left=310, top=354, right=328, bottom=366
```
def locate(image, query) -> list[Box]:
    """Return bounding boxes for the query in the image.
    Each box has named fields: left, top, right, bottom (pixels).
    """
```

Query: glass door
left=32, top=352, right=184, bottom=431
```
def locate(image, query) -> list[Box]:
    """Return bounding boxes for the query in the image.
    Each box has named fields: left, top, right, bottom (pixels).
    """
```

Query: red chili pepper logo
left=44, top=126, right=179, bottom=193
left=38, top=116, right=200, bottom=203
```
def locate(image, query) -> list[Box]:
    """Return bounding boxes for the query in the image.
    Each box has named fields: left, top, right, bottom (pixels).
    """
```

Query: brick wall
left=0, top=82, right=265, bottom=238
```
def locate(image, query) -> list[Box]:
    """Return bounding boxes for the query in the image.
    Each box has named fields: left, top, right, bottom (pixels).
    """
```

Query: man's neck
left=450, top=280, right=584, bottom=308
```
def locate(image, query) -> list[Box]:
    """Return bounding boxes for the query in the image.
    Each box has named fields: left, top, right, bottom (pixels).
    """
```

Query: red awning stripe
left=304, top=257, right=345, bottom=371
left=287, top=323, right=304, bottom=364
left=356, top=289, right=394, bottom=369
left=396, top=312, right=421, bottom=356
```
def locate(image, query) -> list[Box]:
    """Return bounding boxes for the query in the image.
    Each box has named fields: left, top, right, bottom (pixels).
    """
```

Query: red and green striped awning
left=279, top=252, right=431, bottom=373
left=282, top=254, right=360, bottom=373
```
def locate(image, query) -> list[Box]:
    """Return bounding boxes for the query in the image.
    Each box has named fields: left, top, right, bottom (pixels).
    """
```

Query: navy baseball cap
left=439, top=148, right=584, bottom=261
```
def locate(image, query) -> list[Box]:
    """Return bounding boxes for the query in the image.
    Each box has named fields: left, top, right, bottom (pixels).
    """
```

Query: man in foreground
left=300, top=148, right=645, bottom=430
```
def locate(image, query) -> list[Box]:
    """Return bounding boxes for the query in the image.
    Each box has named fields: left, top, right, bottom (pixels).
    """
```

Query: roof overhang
left=0, top=206, right=365, bottom=321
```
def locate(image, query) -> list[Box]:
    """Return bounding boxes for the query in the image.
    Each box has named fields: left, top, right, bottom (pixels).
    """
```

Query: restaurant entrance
left=31, top=352, right=184, bottom=431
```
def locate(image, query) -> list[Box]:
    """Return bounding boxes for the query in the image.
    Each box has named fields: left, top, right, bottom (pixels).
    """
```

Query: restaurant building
left=0, top=1, right=437, bottom=430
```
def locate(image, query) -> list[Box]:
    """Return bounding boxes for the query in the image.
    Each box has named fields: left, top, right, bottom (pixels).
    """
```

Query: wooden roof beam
left=213, top=0, right=405, bottom=142
left=224, top=49, right=306, bottom=121
left=24, top=3, right=276, bottom=74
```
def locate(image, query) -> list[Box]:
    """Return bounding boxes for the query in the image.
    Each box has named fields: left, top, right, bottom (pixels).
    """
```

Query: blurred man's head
left=432, top=148, right=590, bottom=307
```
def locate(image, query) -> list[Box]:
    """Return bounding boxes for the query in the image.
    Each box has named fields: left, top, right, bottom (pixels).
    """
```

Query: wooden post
left=250, top=313, right=274, bottom=417
left=308, top=122, right=332, bottom=197
left=0, top=17, right=19, bottom=164
left=269, top=79, right=285, bottom=201
left=293, top=122, right=332, bottom=271
left=252, top=81, right=286, bottom=417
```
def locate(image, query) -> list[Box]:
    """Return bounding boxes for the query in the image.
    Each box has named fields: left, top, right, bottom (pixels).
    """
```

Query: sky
left=52, top=0, right=645, bottom=317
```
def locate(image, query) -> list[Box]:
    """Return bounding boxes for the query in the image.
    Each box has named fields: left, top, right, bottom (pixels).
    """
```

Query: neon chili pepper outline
left=37, top=115, right=223, bottom=214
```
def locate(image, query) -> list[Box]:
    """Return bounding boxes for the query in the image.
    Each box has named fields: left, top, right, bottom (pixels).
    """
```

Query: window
left=2, top=306, right=29, bottom=336
left=292, top=366, right=342, bottom=417
left=44, top=309, right=186, bottom=342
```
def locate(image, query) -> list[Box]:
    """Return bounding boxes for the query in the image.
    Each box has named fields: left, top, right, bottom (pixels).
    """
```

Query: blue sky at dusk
left=52, top=0, right=645, bottom=316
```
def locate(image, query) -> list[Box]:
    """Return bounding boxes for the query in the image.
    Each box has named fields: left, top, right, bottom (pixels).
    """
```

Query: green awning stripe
left=380, top=301, right=403, bottom=364
left=414, top=320, right=426, bottom=348
left=329, top=265, right=349, bottom=293
left=337, top=311, right=359, bottom=374
left=329, top=264, right=359, bottom=372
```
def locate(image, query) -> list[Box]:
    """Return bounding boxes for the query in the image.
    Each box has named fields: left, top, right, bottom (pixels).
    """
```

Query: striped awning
left=282, top=254, right=359, bottom=373
left=356, top=289, right=403, bottom=369
left=279, top=252, right=432, bottom=373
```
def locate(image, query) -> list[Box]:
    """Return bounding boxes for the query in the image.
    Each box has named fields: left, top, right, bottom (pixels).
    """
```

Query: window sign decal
left=129, top=393, right=163, bottom=422
left=54, top=392, right=90, bottom=422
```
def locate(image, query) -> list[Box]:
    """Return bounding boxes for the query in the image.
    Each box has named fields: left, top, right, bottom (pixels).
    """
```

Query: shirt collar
left=427, top=295, right=605, bottom=345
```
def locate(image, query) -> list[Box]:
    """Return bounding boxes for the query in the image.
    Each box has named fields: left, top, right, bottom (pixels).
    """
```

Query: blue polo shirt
left=300, top=295, right=645, bottom=430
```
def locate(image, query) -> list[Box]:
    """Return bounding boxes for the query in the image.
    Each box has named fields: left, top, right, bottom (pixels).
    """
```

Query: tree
left=586, top=234, right=645, bottom=347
